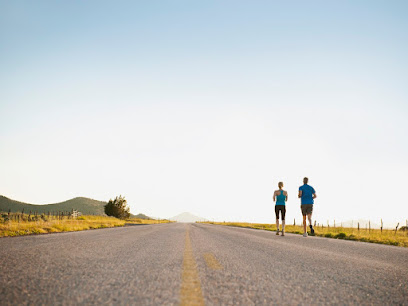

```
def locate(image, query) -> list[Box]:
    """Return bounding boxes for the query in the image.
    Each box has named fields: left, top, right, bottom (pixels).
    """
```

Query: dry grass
left=202, top=221, right=408, bottom=247
left=0, top=215, right=125, bottom=237
left=125, top=218, right=173, bottom=225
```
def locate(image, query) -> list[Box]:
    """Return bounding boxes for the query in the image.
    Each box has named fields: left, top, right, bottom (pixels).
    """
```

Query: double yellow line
left=180, top=227, right=223, bottom=305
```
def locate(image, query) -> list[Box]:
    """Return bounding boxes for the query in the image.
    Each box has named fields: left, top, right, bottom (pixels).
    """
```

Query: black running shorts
left=301, top=204, right=313, bottom=216
left=275, top=205, right=286, bottom=220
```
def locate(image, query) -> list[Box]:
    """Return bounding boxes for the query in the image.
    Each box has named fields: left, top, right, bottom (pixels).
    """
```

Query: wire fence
left=0, top=209, right=81, bottom=223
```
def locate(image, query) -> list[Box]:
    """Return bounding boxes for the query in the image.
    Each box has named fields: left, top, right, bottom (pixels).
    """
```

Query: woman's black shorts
left=275, top=205, right=286, bottom=220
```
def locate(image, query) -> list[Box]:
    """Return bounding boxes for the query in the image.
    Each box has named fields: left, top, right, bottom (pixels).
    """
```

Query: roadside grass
left=0, top=215, right=125, bottom=237
left=125, top=218, right=173, bottom=225
left=201, top=222, right=408, bottom=247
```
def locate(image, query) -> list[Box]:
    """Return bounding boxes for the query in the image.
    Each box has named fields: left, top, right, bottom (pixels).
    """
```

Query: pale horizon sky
left=1, top=1, right=407, bottom=226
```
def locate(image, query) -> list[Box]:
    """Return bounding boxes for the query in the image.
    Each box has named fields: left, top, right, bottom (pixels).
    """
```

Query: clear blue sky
left=1, top=1, right=407, bottom=226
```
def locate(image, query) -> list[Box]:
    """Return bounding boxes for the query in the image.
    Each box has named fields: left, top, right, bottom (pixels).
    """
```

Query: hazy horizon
left=1, top=1, right=407, bottom=226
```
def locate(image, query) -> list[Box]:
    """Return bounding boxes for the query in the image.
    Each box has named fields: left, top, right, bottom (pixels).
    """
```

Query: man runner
left=298, top=177, right=316, bottom=237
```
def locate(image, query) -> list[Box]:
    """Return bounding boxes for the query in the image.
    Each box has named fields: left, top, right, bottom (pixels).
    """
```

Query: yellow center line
left=203, top=253, right=223, bottom=270
left=180, top=227, right=205, bottom=306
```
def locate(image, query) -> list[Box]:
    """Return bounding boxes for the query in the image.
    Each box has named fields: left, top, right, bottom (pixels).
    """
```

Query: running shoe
left=309, top=225, right=315, bottom=235
left=276, top=230, right=279, bottom=235
left=281, top=231, right=285, bottom=236
left=303, top=232, right=308, bottom=237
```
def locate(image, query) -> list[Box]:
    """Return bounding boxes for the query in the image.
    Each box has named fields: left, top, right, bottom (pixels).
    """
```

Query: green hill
left=131, top=213, right=153, bottom=220
left=0, top=195, right=107, bottom=215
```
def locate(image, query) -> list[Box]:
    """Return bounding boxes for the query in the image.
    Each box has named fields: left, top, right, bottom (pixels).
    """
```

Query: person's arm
left=273, top=191, right=276, bottom=202
left=298, top=190, right=302, bottom=198
left=313, top=193, right=317, bottom=199
left=285, top=191, right=288, bottom=201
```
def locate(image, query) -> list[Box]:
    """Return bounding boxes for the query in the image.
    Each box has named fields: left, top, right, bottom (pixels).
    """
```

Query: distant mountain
left=131, top=213, right=152, bottom=220
left=169, top=212, right=207, bottom=223
left=0, top=195, right=107, bottom=215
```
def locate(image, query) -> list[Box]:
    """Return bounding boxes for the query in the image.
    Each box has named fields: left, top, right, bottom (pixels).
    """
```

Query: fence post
left=358, top=222, right=360, bottom=232
left=294, top=218, right=295, bottom=226
left=369, top=220, right=371, bottom=233
left=381, top=219, right=383, bottom=233
left=395, top=223, right=399, bottom=235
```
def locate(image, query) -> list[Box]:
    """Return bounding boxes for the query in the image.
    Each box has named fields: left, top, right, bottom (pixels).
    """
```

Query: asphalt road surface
left=1, top=223, right=407, bottom=305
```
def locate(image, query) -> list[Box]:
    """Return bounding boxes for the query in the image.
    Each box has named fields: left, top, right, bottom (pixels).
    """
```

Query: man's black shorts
left=301, top=204, right=313, bottom=216
left=275, top=205, right=286, bottom=220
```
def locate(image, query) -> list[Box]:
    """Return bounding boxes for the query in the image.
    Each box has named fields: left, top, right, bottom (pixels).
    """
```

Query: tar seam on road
left=203, top=253, right=223, bottom=270
left=180, top=226, right=205, bottom=306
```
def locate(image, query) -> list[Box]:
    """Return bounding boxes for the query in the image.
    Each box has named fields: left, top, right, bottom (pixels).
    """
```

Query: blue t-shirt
left=299, top=184, right=315, bottom=205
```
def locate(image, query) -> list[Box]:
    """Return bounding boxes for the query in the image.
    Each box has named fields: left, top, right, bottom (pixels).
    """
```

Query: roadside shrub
left=335, top=232, right=347, bottom=239
left=325, top=233, right=333, bottom=238
left=104, top=195, right=130, bottom=220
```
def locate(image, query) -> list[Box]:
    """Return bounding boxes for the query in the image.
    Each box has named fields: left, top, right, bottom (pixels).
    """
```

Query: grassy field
left=0, top=213, right=175, bottom=237
left=0, top=215, right=126, bottom=237
left=125, top=217, right=173, bottom=224
left=202, top=221, right=408, bottom=247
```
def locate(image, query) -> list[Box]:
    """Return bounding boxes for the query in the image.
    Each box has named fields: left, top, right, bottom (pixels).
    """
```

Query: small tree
left=104, top=195, right=130, bottom=219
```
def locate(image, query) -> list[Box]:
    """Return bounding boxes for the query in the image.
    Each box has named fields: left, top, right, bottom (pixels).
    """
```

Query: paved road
left=1, top=223, right=407, bottom=305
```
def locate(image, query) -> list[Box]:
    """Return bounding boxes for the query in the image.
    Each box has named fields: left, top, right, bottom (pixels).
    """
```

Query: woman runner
left=273, top=182, right=287, bottom=236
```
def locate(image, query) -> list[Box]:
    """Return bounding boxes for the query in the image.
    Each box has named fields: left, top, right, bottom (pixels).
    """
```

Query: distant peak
left=169, top=212, right=207, bottom=223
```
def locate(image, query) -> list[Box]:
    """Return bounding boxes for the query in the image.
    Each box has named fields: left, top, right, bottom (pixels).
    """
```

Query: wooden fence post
left=358, top=222, right=360, bottom=232
left=293, top=218, right=295, bottom=226
left=381, top=219, right=383, bottom=233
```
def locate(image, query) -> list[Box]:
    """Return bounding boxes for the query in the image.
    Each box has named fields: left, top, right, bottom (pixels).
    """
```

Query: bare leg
left=307, top=214, right=312, bottom=226
left=282, top=220, right=285, bottom=234
left=303, top=215, right=307, bottom=233
left=276, top=219, right=280, bottom=235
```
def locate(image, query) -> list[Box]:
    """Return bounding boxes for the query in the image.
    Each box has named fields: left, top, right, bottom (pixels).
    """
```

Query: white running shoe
left=276, top=230, right=279, bottom=235
left=303, top=232, right=308, bottom=237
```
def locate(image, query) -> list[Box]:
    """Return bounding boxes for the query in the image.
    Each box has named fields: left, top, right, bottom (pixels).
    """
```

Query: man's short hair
left=303, top=177, right=308, bottom=184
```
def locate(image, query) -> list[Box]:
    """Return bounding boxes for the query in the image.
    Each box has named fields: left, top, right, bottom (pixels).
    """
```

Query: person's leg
left=281, top=207, right=286, bottom=235
left=275, top=206, right=280, bottom=235
left=307, top=213, right=312, bottom=226
left=303, top=215, right=307, bottom=233
left=307, top=205, right=315, bottom=234
left=301, top=205, right=308, bottom=237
